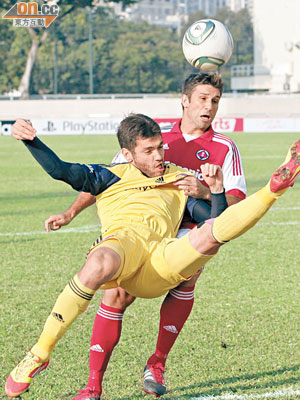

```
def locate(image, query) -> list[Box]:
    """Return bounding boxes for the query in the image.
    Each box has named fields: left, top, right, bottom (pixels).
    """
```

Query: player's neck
left=180, top=120, right=209, bottom=138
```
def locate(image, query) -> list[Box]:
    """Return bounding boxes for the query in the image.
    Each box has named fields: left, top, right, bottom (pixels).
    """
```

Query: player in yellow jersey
left=6, top=113, right=300, bottom=399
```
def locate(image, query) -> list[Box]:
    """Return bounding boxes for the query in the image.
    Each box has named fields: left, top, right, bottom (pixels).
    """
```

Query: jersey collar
left=171, top=119, right=215, bottom=142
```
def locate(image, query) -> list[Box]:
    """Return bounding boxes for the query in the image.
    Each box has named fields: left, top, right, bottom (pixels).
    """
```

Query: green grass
left=1, top=133, right=300, bottom=400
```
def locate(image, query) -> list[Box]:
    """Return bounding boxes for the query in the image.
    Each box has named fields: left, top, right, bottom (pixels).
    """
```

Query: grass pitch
left=1, top=132, right=300, bottom=400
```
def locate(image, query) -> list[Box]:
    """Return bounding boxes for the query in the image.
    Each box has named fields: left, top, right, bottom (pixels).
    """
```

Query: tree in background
left=0, top=0, right=138, bottom=98
left=108, top=23, right=184, bottom=93
left=0, top=18, right=16, bottom=94
left=0, top=4, right=253, bottom=96
left=31, top=10, right=186, bottom=94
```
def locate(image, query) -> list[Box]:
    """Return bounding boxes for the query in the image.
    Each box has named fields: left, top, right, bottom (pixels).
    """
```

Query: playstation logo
left=43, top=120, right=56, bottom=132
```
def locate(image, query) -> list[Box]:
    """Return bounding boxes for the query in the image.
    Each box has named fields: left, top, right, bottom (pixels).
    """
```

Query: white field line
left=1, top=211, right=300, bottom=238
left=271, top=206, right=300, bottom=211
left=259, top=221, right=300, bottom=225
left=191, top=387, right=300, bottom=399
left=243, top=155, right=284, bottom=160
left=0, top=224, right=100, bottom=237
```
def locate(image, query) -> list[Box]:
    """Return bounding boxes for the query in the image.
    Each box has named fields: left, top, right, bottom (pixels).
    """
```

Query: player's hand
left=12, top=119, right=36, bottom=141
left=173, top=174, right=210, bottom=199
left=44, top=212, right=72, bottom=232
left=200, top=163, right=223, bottom=194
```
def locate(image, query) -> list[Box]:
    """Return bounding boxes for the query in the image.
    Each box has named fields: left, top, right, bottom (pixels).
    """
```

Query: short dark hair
left=182, top=71, right=224, bottom=99
left=117, top=113, right=161, bottom=151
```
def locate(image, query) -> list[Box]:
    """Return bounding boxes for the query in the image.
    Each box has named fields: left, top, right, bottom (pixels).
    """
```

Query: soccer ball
left=182, top=19, right=234, bottom=71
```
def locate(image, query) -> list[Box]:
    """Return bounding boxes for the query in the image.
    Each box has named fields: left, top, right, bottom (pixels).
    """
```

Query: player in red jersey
left=161, top=120, right=245, bottom=201
left=9, top=72, right=246, bottom=400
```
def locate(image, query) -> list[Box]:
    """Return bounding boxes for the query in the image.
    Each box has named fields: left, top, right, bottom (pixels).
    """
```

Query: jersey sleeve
left=222, top=142, right=247, bottom=199
left=23, top=137, right=120, bottom=196
left=78, top=164, right=121, bottom=195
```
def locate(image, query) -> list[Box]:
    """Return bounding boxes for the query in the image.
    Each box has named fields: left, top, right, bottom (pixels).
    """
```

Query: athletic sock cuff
left=68, top=274, right=96, bottom=301
left=169, top=287, right=195, bottom=300
left=97, top=302, right=124, bottom=320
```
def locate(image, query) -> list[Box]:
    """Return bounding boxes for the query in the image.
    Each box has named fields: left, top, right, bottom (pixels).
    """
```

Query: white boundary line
left=1, top=216, right=300, bottom=238
left=191, top=387, right=300, bottom=399
left=271, top=206, right=300, bottom=211
left=259, top=221, right=300, bottom=226
left=243, top=155, right=284, bottom=160
left=0, top=224, right=100, bottom=237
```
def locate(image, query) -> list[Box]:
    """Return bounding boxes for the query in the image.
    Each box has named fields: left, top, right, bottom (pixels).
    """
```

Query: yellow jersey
left=95, top=163, right=192, bottom=241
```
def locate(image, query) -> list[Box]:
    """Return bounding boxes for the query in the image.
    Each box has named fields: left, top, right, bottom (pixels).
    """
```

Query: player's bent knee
left=81, top=246, right=121, bottom=289
left=87, top=246, right=121, bottom=274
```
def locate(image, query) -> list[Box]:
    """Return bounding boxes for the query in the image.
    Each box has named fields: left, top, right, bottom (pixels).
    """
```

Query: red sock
left=147, top=286, right=195, bottom=368
left=87, top=302, right=124, bottom=393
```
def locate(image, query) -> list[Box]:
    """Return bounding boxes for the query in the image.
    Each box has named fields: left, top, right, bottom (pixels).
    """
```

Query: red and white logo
left=196, top=149, right=210, bottom=161
left=163, top=325, right=178, bottom=334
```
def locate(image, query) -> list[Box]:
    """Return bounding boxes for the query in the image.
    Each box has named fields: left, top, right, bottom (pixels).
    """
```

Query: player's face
left=182, top=84, right=221, bottom=132
left=126, top=135, right=165, bottom=177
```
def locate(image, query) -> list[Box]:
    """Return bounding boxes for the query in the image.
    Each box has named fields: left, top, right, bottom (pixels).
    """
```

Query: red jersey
left=160, top=119, right=246, bottom=200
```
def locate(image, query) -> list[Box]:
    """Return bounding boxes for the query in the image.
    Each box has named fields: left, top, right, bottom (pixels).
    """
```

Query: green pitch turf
left=0, top=133, right=300, bottom=400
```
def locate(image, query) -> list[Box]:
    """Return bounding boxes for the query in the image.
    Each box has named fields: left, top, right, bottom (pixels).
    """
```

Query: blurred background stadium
left=0, top=0, right=300, bottom=136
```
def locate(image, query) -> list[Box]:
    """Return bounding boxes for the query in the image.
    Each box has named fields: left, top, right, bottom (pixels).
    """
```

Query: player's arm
left=187, top=164, right=228, bottom=223
left=222, top=141, right=247, bottom=206
left=44, top=145, right=123, bottom=232
left=12, top=119, right=98, bottom=230
left=17, top=134, right=120, bottom=195
left=45, top=192, right=96, bottom=232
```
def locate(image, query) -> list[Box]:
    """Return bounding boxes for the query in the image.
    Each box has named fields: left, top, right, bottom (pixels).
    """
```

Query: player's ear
left=182, top=94, right=189, bottom=109
left=122, top=148, right=133, bottom=163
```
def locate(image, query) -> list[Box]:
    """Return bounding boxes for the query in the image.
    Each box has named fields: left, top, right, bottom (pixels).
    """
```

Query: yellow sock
left=264, top=181, right=288, bottom=199
left=31, top=274, right=96, bottom=361
left=212, top=185, right=283, bottom=243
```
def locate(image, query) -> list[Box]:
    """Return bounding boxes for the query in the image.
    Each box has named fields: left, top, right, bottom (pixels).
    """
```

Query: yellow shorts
left=88, top=228, right=213, bottom=299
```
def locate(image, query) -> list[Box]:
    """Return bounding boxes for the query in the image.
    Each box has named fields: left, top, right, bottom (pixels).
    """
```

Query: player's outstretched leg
left=5, top=353, right=49, bottom=398
left=212, top=139, right=300, bottom=243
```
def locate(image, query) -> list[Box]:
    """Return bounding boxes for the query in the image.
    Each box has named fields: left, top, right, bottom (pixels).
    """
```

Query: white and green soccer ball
left=182, top=19, right=234, bottom=71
